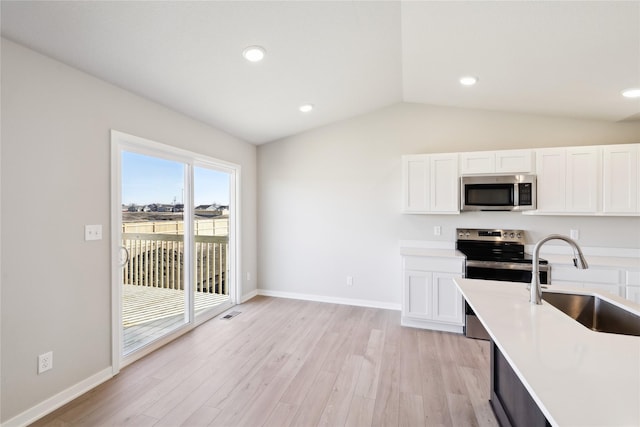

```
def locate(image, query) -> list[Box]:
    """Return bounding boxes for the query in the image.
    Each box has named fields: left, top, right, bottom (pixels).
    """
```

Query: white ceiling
left=2, top=1, right=639, bottom=145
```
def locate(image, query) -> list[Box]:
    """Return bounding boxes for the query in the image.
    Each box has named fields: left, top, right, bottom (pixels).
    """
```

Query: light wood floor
left=32, top=296, right=498, bottom=427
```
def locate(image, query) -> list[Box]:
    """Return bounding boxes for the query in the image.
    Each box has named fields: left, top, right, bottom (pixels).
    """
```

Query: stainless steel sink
left=542, top=292, right=640, bottom=337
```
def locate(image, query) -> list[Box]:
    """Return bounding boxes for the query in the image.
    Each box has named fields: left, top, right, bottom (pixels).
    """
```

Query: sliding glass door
left=120, top=151, right=188, bottom=356
left=112, top=131, right=237, bottom=368
left=193, top=166, right=232, bottom=321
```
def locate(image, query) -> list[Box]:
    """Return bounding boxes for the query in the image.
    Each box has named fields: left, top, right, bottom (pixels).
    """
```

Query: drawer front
left=403, top=256, right=464, bottom=273
left=550, top=266, right=621, bottom=284
left=583, top=283, right=624, bottom=297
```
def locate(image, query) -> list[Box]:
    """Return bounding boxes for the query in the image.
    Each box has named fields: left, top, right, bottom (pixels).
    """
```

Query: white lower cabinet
left=549, top=264, right=625, bottom=297
left=401, top=255, right=464, bottom=332
left=625, top=270, right=640, bottom=304
left=432, top=272, right=464, bottom=324
left=550, top=263, right=640, bottom=304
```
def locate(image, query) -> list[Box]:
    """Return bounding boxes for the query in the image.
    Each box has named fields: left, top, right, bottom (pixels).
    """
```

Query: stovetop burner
left=456, top=228, right=547, bottom=265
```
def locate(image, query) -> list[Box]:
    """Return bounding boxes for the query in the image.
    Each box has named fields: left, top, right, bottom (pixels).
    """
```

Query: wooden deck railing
left=122, top=233, right=228, bottom=295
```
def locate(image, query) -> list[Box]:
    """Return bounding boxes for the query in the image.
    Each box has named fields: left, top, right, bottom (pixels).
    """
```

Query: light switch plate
left=85, top=224, right=103, bottom=241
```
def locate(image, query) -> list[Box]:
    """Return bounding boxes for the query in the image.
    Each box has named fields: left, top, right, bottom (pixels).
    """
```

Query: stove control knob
left=510, top=232, right=515, bottom=238
left=516, top=233, right=522, bottom=239
left=465, top=232, right=470, bottom=238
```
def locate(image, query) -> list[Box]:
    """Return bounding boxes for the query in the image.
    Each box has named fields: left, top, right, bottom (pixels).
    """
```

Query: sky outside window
left=122, top=151, right=229, bottom=206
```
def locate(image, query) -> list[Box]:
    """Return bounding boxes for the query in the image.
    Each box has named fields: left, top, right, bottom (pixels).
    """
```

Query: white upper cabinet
left=536, top=146, right=600, bottom=214
left=565, top=146, right=600, bottom=213
left=535, top=148, right=567, bottom=212
left=496, top=149, right=535, bottom=173
left=430, top=154, right=459, bottom=213
left=602, top=144, right=638, bottom=213
left=402, top=153, right=459, bottom=214
left=459, top=151, right=495, bottom=174
left=402, top=154, right=430, bottom=213
left=460, top=149, right=534, bottom=175
left=405, top=144, right=639, bottom=216
left=535, top=144, right=639, bottom=215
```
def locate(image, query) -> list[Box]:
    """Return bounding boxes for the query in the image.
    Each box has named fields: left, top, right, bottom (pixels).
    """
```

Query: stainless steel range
left=456, top=228, right=549, bottom=339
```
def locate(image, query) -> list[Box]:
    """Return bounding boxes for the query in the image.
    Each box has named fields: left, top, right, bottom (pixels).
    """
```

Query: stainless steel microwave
left=460, top=174, right=536, bottom=211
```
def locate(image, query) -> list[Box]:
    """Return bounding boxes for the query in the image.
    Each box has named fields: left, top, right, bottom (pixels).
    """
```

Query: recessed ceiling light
left=242, top=46, right=265, bottom=62
left=621, top=88, right=640, bottom=98
left=460, top=76, right=478, bottom=86
left=299, top=104, right=314, bottom=113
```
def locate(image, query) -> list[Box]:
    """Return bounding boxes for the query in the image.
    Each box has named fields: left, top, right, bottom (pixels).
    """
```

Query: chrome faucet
left=530, top=234, right=588, bottom=304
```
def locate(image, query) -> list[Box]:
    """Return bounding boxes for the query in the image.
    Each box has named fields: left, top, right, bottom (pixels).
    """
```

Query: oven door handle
left=465, top=260, right=549, bottom=272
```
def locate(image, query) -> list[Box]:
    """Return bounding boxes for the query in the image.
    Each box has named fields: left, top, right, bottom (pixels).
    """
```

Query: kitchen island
left=455, top=278, right=640, bottom=427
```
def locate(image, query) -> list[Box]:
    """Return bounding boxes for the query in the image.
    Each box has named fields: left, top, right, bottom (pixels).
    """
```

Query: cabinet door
left=566, top=146, right=600, bottom=213
left=432, top=273, right=464, bottom=325
left=402, top=155, right=430, bottom=213
left=495, top=149, right=534, bottom=173
left=430, top=154, right=459, bottom=213
left=460, top=151, right=495, bottom=174
left=626, top=287, right=640, bottom=304
left=536, top=148, right=566, bottom=212
left=403, top=270, right=433, bottom=320
left=625, top=270, right=640, bottom=303
left=602, top=144, right=638, bottom=213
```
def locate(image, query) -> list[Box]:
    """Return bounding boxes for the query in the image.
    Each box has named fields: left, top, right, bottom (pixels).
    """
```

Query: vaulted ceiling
left=2, top=1, right=639, bottom=144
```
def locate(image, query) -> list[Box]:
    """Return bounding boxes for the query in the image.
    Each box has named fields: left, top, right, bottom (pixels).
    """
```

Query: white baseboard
left=256, top=289, right=401, bottom=311
left=2, top=367, right=113, bottom=427
left=401, top=316, right=464, bottom=334
left=240, top=289, right=258, bottom=303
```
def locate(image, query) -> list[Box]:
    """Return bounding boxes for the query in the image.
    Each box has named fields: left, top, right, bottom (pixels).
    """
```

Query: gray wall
left=0, top=39, right=257, bottom=422
left=257, top=103, right=640, bottom=305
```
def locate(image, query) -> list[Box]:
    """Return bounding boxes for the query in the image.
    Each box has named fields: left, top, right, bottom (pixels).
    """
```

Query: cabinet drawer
left=583, top=283, right=624, bottom=297
left=550, top=266, right=621, bottom=284
left=403, top=256, right=464, bottom=273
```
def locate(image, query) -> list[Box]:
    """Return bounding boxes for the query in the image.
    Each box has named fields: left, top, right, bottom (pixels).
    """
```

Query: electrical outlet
left=246, top=272, right=251, bottom=281
left=434, top=226, right=442, bottom=236
left=38, top=351, right=53, bottom=374
left=570, top=229, right=579, bottom=240
left=346, top=276, right=353, bottom=286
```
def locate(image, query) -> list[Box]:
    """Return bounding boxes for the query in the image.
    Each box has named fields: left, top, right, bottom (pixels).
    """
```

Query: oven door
left=463, top=260, right=549, bottom=340
left=465, top=260, right=548, bottom=284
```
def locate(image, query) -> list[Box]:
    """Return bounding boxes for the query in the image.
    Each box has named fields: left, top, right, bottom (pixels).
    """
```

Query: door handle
left=119, top=246, right=130, bottom=267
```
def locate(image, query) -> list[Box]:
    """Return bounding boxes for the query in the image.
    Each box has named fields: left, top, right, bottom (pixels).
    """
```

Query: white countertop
left=399, top=247, right=465, bottom=259
left=455, top=278, right=640, bottom=427
left=542, top=253, right=640, bottom=269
